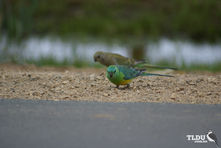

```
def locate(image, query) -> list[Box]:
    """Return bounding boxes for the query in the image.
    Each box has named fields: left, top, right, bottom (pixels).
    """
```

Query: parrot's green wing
left=117, top=66, right=143, bottom=80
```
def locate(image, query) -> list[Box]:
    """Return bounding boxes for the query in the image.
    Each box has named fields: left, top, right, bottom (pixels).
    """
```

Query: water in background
left=0, top=36, right=221, bottom=66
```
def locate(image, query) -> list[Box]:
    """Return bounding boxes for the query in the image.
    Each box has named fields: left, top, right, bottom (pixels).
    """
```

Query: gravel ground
left=0, top=64, right=220, bottom=104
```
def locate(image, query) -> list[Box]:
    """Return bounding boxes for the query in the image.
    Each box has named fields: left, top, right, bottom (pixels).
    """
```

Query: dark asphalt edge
left=0, top=98, right=221, bottom=107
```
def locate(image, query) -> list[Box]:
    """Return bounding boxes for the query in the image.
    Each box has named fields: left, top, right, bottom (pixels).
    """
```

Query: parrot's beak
left=109, top=73, right=113, bottom=78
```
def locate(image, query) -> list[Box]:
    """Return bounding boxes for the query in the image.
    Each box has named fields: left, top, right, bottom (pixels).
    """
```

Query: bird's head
left=94, top=51, right=104, bottom=62
left=107, top=65, right=118, bottom=78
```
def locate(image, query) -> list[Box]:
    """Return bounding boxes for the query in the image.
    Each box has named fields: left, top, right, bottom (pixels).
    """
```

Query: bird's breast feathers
left=119, top=79, right=132, bottom=85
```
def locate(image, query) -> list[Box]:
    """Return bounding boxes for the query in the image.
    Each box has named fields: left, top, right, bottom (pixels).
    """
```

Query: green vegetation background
left=1, top=0, right=221, bottom=42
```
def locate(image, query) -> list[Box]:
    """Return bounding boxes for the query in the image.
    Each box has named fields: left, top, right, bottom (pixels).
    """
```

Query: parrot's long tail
left=141, top=72, right=174, bottom=77
left=134, top=62, right=178, bottom=70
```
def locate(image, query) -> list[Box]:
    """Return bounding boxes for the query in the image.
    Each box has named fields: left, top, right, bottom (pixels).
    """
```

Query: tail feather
left=141, top=72, right=174, bottom=77
left=134, top=62, right=178, bottom=70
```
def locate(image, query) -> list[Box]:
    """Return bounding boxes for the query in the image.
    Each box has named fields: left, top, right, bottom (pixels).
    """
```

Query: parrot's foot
left=121, top=84, right=130, bottom=90
left=115, top=84, right=130, bottom=89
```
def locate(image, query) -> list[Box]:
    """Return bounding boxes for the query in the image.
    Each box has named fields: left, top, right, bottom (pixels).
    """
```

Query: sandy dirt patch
left=0, top=64, right=220, bottom=104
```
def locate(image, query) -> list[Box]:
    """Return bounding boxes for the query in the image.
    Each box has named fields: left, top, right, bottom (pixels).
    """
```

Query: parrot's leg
left=120, top=84, right=130, bottom=90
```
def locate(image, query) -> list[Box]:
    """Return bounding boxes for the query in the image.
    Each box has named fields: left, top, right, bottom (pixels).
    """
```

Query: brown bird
left=94, top=51, right=177, bottom=70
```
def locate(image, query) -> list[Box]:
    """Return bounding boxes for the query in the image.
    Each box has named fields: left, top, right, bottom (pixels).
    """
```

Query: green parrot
left=106, top=65, right=173, bottom=88
left=94, top=51, right=177, bottom=70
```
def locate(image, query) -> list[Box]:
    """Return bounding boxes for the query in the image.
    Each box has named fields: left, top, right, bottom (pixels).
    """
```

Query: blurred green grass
left=156, top=60, right=221, bottom=72
left=22, top=57, right=221, bottom=72
left=1, top=0, right=221, bottom=42
left=25, top=57, right=104, bottom=68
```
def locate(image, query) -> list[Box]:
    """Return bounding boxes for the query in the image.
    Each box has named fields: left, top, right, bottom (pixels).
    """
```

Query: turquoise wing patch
left=118, top=65, right=140, bottom=80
